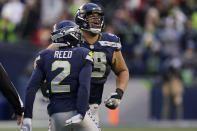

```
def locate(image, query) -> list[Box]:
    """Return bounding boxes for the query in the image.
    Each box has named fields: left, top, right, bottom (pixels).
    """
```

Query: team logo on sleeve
left=86, top=51, right=94, bottom=62
left=88, top=51, right=93, bottom=58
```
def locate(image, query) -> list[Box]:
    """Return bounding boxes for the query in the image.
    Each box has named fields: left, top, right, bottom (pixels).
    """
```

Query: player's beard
left=89, top=31, right=99, bottom=37
left=83, top=29, right=98, bottom=37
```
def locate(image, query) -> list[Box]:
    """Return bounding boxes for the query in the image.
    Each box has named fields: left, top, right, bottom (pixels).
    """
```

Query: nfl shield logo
left=90, top=45, right=94, bottom=49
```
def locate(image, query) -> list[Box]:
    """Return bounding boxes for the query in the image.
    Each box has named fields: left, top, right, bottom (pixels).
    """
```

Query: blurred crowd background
left=1, top=0, right=197, bottom=122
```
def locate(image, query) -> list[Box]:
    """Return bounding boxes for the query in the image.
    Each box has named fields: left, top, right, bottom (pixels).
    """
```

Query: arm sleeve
left=0, top=63, right=24, bottom=115
left=76, top=61, right=92, bottom=117
left=24, top=67, right=44, bottom=118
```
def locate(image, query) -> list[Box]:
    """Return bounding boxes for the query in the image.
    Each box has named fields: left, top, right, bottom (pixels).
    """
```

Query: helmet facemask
left=86, top=12, right=104, bottom=34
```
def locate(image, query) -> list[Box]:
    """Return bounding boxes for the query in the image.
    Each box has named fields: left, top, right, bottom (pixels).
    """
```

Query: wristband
left=115, top=88, right=124, bottom=99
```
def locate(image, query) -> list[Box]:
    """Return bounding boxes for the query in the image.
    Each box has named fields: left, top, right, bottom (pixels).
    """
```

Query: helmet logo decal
left=51, top=20, right=81, bottom=47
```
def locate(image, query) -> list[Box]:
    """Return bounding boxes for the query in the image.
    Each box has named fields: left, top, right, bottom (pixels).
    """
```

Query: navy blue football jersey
left=24, top=47, right=93, bottom=118
left=81, top=32, right=122, bottom=104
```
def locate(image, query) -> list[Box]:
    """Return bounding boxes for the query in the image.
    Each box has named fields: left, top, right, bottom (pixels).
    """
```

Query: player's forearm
left=77, top=62, right=92, bottom=117
left=24, top=89, right=36, bottom=118
left=24, top=68, right=43, bottom=118
left=116, top=70, right=129, bottom=92
left=2, top=88, right=24, bottom=115
left=0, top=80, right=24, bottom=114
left=105, top=69, right=129, bottom=110
left=112, top=51, right=129, bottom=92
left=0, top=64, right=24, bottom=115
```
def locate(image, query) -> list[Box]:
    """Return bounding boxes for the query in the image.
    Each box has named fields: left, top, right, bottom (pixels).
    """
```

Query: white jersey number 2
left=51, top=61, right=71, bottom=93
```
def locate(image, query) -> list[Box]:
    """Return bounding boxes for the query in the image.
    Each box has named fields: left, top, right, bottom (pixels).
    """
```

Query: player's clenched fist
left=104, top=88, right=124, bottom=110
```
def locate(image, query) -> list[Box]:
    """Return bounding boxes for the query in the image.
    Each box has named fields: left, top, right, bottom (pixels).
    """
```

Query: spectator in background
left=161, top=58, right=184, bottom=120
left=1, top=0, right=24, bottom=25
left=0, top=16, right=16, bottom=43
left=32, top=25, right=51, bottom=48
left=113, top=8, right=142, bottom=59
left=181, top=41, right=197, bottom=88
left=141, top=23, right=161, bottom=75
left=19, top=0, right=41, bottom=41
left=180, top=0, right=197, bottom=18
left=0, top=0, right=8, bottom=13
left=41, top=0, right=64, bottom=26
left=181, top=19, right=197, bottom=51
left=0, top=0, right=24, bottom=43
left=157, top=16, right=182, bottom=56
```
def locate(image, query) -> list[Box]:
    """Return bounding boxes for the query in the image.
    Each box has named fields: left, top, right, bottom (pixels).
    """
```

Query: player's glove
left=20, top=118, right=32, bottom=131
left=65, top=114, right=83, bottom=126
left=104, top=88, right=124, bottom=110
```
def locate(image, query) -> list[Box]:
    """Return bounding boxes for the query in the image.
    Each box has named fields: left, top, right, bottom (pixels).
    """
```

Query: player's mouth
left=90, top=21, right=101, bottom=28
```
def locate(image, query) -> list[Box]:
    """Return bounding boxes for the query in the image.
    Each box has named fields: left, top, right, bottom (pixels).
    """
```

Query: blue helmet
left=51, top=20, right=81, bottom=47
left=75, top=3, right=104, bottom=34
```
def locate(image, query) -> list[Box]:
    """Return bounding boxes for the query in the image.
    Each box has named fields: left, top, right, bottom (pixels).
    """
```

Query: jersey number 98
left=91, top=52, right=107, bottom=78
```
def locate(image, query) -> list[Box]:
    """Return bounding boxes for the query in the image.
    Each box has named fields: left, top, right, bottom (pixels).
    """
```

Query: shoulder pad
left=101, top=32, right=119, bottom=41
left=100, top=33, right=122, bottom=50
left=38, top=49, right=50, bottom=55
left=76, top=47, right=93, bottom=62
left=35, top=50, right=50, bottom=65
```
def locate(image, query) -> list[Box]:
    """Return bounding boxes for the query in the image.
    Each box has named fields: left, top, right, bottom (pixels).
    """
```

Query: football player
left=0, top=63, right=24, bottom=125
left=47, top=3, right=129, bottom=125
left=75, top=2, right=129, bottom=123
left=20, top=20, right=99, bottom=131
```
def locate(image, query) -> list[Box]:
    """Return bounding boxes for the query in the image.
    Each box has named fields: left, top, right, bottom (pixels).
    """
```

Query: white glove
left=20, top=118, right=32, bottom=131
left=65, top=114, right=83, bottom=126
left=104, top=88, right=124, bottom=110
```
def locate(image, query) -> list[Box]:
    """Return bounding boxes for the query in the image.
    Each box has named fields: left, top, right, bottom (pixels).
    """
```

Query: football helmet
left=75, top=3, right=104, bottom=34
left=51, top=20, right=81, bottom=47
